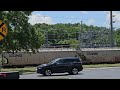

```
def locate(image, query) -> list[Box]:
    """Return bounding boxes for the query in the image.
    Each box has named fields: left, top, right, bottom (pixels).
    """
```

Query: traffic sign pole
left=0, top=20, right=8, bottom=72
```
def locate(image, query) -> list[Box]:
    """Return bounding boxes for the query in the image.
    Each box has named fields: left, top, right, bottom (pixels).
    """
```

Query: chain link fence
left=40, top=28, right=120, bottom=50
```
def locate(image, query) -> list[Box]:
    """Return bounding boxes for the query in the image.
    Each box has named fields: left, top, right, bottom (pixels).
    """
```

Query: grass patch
left=1, top=63, right=120, bottom=75
left=0, top=67, right=36, bottom=75
left=83, top=63, right=120, bottom=68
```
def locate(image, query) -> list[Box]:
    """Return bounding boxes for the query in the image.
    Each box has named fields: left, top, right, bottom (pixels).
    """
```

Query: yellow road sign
left=0, top=20, right=8, bottom=41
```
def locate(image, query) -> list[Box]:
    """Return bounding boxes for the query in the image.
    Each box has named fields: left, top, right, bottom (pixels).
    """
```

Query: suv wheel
left=69, top=68, right=79, bottom=75
left=43, top=69, right=52, bottom=76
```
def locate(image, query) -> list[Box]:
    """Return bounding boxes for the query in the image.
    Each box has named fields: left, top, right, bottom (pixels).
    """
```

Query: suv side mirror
left=54, top=62, right=58, bottom=65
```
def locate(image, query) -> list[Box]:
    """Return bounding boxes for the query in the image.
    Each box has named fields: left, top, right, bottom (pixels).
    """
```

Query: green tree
left=33, top=23, right=112, bottom=48
left=58, top=39, right=79, bottom=48
left=0, top=11, right=41, bottom=53
left=115, top=29, right=120, bottom=47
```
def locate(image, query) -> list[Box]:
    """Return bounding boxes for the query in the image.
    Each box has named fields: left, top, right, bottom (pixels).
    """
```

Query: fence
left=40, top=28, right=120, bottom=49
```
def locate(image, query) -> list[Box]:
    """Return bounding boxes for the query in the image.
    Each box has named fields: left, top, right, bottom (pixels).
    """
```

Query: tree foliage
left=0, top=11, right=41, bottom=53
left=1, top=11, right=120, bottom=52
left=33, top=23, right=115, bottom=48
left=115, top=29, right=120, bottom=47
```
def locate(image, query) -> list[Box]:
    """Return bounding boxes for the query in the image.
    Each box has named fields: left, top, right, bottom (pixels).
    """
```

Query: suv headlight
left=37, top=67, right=42, bottom=69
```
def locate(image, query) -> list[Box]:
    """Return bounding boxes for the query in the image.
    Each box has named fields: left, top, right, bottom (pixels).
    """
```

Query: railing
left=38, top=43, right=120, bottom=52
left=39, top=44, right=79, bottom=51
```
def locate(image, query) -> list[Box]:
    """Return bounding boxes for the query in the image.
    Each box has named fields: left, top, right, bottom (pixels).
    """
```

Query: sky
left=28, top=11, right=120, bottom=29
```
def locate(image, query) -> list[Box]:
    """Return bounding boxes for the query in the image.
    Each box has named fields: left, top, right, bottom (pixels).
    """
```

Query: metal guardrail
left=39, top=44, right=79, bottom=51
left=39, top=44, right=120, bottom=51
left=38, top=47, right=120, bottom=52
left=38, top=48, right=77, bottom=51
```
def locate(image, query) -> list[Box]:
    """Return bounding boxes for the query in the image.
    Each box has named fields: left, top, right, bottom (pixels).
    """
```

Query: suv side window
left=75, top=58, right=80, bottom=62
left=62, top=59, right=70, bottom=63
left=62, top=59, right=78, bottom=63
left=66, top=58, right=81, bottom=63
left=56, top=59, right=64, bottom=64
left=56, top=58, right=81, bottom=64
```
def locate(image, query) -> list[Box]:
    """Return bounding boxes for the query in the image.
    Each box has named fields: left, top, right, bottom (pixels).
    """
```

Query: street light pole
left=79, top=21, right=82, bottom=48
left=110, top=11, right=114, bottom=47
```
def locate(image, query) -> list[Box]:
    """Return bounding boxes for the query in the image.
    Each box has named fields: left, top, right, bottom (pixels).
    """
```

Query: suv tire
left=43, top=69, right=52, bottom=76
left=69, top=67, right=79, bottom=75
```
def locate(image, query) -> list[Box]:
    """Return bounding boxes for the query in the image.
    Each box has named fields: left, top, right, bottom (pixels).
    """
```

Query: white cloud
left=80, top=11, right=88, bottom=14
left=104, top=11, right=120, bottom=28
left=103, top=11, right=109, bottom=14
left=105, top=11, right=120, bottom=21
left=106, top=13, right=110, bottom=22
left=112, top=11, right=120, bottom=22
left=86, top=18, right=95, bottom=25
left=102, top=21, right=110, bottom=28
left=102, top=11, right=120, bottom=29
left=28, top=13, right=53, bottom=25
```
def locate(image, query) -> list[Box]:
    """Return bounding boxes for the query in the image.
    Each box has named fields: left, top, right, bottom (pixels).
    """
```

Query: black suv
left=37, top=57, right=83, bottom=76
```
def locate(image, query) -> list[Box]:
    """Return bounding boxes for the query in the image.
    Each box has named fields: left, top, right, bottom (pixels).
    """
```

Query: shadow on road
left=37, top=72, right=83, bottom=77
left=37, top=73, right=69, bottom=77
left=50, top=74, right=69, bottom=76
left=78, top=73, right=84, bottom=75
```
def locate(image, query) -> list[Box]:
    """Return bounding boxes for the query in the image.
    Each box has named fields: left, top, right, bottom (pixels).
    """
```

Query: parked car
left=37, top=57, right=83, bottom=76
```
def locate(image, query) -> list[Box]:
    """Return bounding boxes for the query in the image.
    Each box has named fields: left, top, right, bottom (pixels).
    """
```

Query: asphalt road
left=20, top=67, right=120, bottom=79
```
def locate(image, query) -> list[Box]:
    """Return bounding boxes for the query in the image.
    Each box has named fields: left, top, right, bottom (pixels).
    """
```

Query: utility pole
left=81, top=21, right=83, bottom=32
left=110, top=11, right=114, bottom=47
left=79, top=21, right=83, bottom=49
left=46, top=31, right=48, bottom=48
